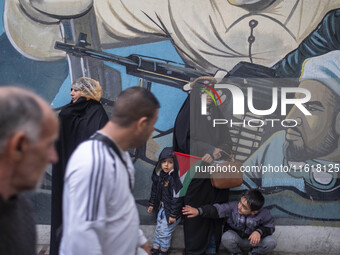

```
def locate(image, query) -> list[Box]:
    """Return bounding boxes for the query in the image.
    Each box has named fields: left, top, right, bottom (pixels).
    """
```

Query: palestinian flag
left=174, top=152, right=202, bottom=197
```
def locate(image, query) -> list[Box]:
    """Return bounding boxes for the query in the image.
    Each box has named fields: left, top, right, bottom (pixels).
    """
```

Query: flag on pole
left=174, top=152, right=202, bottom=197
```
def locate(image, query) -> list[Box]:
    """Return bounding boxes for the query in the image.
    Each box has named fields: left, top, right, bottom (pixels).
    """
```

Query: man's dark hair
left=111, top=87, right=160, bottom=127
left=242, top=189, right=265, bottom=211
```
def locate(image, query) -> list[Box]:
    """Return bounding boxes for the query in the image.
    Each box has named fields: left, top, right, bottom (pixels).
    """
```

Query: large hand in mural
left=95, top=0, right=340, bottom=73
left=3, top=0, right=122, bottom=104
left=4, top=0, right=340, bottom=73
left=3, top=0, right=93, bottom=60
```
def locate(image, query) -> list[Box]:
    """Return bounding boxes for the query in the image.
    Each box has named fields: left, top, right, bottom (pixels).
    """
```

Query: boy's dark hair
left=242, top=189, right=264, bottom=211
left=111, top=87, right=160, bottom=127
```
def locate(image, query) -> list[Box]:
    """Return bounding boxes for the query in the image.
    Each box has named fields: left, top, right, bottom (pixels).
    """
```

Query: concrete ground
left=37, top=245, right=334, bottom=255
left=37, top=225, right=340, bottom=255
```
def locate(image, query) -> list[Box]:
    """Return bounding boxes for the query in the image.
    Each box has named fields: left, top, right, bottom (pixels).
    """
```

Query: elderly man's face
left=14, top=110, right=59, bottom=192
left=285, top=80, right=338, bottom=161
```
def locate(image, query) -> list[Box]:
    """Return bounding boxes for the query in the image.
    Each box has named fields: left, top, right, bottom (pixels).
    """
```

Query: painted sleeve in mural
left=4, top=0, right=340, bottom=72
left=273, top=9, right=340, bottom=78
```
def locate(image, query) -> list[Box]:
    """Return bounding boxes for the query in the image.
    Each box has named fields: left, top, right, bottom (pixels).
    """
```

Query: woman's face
left=70, top=88, right=82, bottom=103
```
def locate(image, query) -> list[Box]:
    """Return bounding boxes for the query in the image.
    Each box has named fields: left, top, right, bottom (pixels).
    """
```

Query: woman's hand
left=182, top=205, right=199, bottom=218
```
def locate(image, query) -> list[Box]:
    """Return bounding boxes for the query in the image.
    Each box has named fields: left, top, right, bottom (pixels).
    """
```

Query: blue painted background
left=0, top=0, right=186, bottom=132
left=52, top=41, right=187, bottom=131
left=1, top=0, right=339, bottom=228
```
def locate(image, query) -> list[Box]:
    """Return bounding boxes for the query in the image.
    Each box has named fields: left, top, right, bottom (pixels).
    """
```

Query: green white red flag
left=174, top=152, right=202, bottom=197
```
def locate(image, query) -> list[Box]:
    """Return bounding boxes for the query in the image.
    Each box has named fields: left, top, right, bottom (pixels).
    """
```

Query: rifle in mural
left=54, top=34, right=287, bottom=98
left=55, top=34, right=295, bottom=162
left=54, top=35, right=209, bottom=89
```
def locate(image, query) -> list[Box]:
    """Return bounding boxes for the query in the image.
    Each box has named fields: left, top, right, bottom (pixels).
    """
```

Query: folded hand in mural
left=4, top=0, right=340, bottom=73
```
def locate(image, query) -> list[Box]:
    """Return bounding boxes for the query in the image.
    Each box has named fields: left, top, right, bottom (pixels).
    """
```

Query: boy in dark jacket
left=147, top=147, right=183, bottom=255
left=182, top=189, right=276, bottom=255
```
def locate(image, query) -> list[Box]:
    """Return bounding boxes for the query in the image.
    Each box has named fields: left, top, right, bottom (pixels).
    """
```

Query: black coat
left=149, top=147, right=183, bottom=221
left=174, top=94, right=232, bottom=157
left=173, top=84, right=232, bottom=254
left=50, top=97, right=108, bottom=255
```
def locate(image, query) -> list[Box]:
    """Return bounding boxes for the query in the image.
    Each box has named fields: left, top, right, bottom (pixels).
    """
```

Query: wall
left=1, top=0, right=339, bottom=240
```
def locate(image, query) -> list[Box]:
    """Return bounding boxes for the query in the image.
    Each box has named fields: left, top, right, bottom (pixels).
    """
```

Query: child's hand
left=248, top=231, right=261, bottom=246
left=147, top=206, right=153, bottom=214
left=168, top=217, right=176, bottom=224
left=182, top=205, right=199, bottom=218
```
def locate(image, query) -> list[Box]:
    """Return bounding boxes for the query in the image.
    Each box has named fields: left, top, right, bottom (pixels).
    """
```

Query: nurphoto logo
left=201, top=83, right=312, bottom=128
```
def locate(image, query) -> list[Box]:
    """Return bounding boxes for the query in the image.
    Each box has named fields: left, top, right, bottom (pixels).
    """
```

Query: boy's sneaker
left=151, top=248, right=160, bottom=255
left=159, top=251, right=168, bottom=255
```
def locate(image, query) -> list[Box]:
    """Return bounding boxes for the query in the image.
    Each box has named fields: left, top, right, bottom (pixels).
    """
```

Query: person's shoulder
left=258, top=208, right=274, bottom=219
left=89, top=99, right=105, bottom=108
left=72, top=139, right=96, bottom=155
left=89, top=100, right=108, bottom=116
left=79, top=139, right=114, bottom=160
left=229, top=200, right=238, bottom=209
left=230, top=200, right=238, bottom=205
left=83, top=99, right=104, bottom=110
left=260, top=208, right=273, bottom=214
left=66, top=139, right=111, bottom=174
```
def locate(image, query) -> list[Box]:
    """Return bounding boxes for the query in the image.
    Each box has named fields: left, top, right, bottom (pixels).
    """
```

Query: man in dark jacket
left=183, top=189, right=276, bottom=255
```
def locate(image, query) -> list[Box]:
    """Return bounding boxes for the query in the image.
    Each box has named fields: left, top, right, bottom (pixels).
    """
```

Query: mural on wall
left=242, top=58, right=340, bottom=222
left=1, top=0, right=340, bottom=225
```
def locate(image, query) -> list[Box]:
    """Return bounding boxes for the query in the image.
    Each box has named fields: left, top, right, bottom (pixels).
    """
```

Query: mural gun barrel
left=54, top=41, right=209, bottom=89
left=54, top=41, right=137, bottom=67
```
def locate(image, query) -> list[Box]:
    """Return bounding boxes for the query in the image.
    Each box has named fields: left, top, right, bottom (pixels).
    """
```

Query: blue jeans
left=153, top=207, right=181, bottom=250
left=221, top=230, right=277, bottom=254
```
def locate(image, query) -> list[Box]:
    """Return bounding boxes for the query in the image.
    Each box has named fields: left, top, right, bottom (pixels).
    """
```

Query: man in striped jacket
left=60, top=87, right=160, bottom=255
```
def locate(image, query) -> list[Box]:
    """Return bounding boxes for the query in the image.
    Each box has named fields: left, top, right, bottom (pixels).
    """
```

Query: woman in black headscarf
left=173, top=76, right=233, bottom=255
left=50, top=77, right=109, bottom=255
